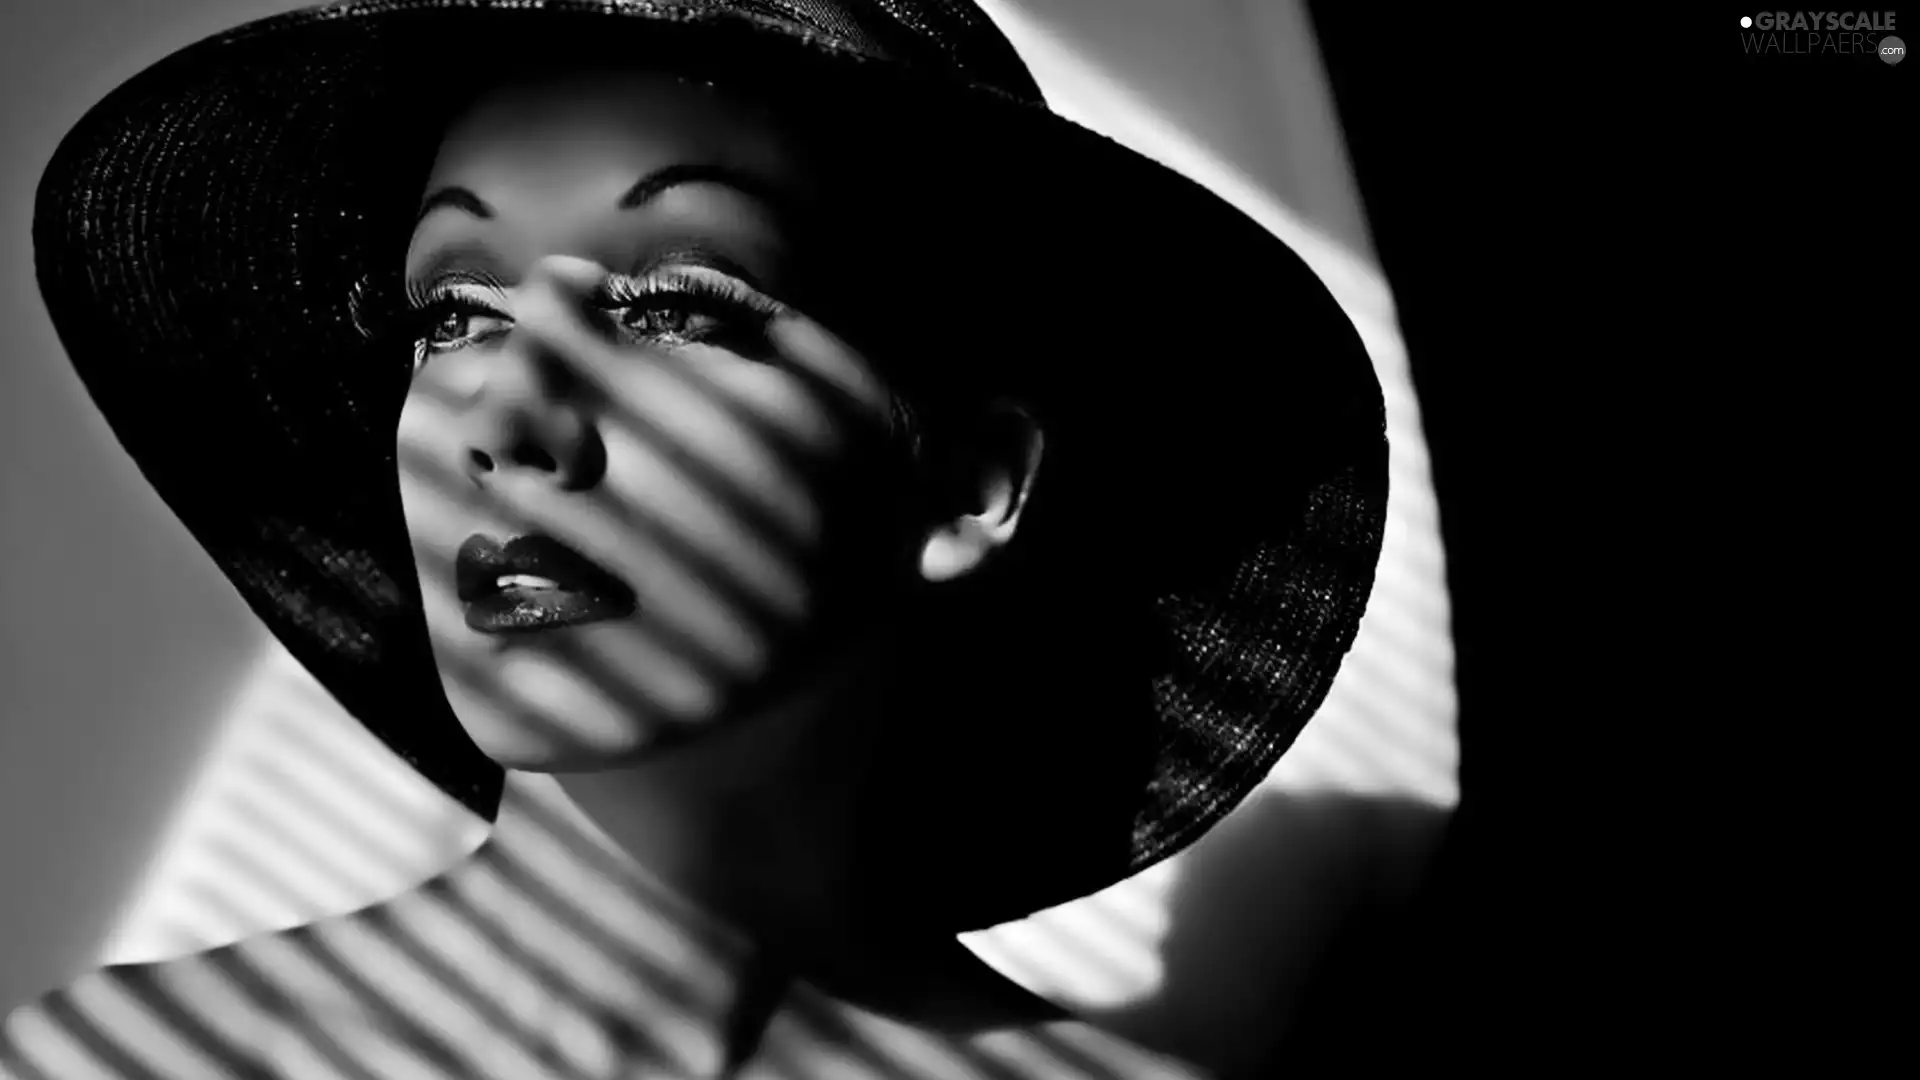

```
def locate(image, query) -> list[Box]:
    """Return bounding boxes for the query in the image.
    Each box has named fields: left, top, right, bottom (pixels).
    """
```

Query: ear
left=918, top=400, right=1046, bottom=583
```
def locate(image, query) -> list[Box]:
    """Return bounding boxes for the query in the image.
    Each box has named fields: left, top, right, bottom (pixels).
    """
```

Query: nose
left=462, top=270, right=607, bottom=491
left=464, top=390, right=604, bottom=490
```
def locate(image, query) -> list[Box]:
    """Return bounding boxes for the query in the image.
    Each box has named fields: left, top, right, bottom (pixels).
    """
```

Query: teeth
left=497, top=574, right=561, bottom=591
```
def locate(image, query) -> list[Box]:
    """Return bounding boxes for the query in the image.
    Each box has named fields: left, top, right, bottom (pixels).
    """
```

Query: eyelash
left=401, top=267, right=784, bottom=373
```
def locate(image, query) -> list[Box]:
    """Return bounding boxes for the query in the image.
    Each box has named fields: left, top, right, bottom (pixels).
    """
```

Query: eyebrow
left=415, top=186, right=493, bottom=226
left=414, top=163, right=792, bottom=226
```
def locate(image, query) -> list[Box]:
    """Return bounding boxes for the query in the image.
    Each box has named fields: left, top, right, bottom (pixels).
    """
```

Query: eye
left=423, top=301, right=510, bottom=352
left=406, top=283, right=512, bottom=372
left=600, top=269, right=783, bottom=352
left=617, top=302, right=724, bottom=344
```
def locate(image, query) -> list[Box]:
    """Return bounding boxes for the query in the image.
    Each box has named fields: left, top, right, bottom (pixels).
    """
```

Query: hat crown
left=540, top=0, right=1045, bottom=101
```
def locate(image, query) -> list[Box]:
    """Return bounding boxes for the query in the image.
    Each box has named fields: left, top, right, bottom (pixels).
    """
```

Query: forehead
left=423, top=67, right=798, bottom=196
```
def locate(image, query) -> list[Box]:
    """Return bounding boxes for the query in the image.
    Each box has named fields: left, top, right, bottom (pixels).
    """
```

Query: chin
left=463, top=720, right=667, bottom=773
left=437, top=672, right=656, bottom=771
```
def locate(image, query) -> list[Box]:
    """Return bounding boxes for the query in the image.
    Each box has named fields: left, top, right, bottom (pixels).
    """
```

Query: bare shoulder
left=0, top=928, right=404, bottom=1079
left=1, top=952, right=261, bottom=1078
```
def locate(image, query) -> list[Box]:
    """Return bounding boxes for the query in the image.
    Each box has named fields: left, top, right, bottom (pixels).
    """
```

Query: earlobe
left=916, top=401, right=1044, bottom=584
left=917, top=517, right=1000, bottom=582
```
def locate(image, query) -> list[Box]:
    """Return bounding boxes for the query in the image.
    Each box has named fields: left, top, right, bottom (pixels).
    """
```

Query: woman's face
left=396, top=68, right=907, bottom=769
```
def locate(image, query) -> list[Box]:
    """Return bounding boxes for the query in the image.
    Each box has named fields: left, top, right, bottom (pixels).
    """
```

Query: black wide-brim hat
left=34, top=0, right=1387, bottom=917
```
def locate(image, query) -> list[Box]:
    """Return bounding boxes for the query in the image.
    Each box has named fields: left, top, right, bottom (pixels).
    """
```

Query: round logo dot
left=1741, top=16, right=1752, bottom=28
left=1881, top=35, right=1906, bottom=64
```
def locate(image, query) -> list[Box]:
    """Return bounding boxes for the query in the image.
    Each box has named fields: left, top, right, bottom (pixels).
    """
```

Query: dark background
left=1298, top=6, right=1904, bottom=1069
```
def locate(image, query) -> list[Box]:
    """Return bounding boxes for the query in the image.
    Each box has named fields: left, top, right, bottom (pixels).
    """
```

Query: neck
left=434, top=625, right=897, bottom=1073
left=433, top=620, right=1069, bottom=1074
left=441, top=771, right=785, bottom=1076
left=553, top=620, right=897, bottom=947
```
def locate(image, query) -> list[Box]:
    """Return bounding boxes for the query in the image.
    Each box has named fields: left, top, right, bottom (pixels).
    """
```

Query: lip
left=455, top=533, right=639, bottom=635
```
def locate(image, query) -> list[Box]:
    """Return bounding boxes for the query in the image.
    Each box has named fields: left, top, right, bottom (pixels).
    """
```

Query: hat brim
left=33, top=0, right=1386, bottom=922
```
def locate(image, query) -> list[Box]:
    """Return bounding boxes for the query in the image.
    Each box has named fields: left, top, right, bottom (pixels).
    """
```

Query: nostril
left=468, top=449, right=495, bottom=472
left=512, top=446, right=558, bottom=473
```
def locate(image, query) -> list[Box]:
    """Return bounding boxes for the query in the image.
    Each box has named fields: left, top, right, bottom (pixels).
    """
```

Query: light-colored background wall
left=1, top=2, right=1455, bottom=1070
left=0, top=0, right=330, bottom=1013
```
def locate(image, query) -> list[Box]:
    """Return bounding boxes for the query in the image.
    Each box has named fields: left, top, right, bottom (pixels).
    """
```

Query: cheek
left=693, top=357, right=852, bottom=457
left=394, top=391, right=504, bottom=553
left=596, top=395, right=836, bottom=620
left=603, top=354, right=893, bottom=554
left=395, top=399, right=447, bottom=552
left=591, top=360, right=906, bottom=642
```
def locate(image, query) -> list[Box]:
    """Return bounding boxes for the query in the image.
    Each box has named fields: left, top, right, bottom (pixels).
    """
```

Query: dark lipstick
left=455, top=533, right=638, bottom=634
